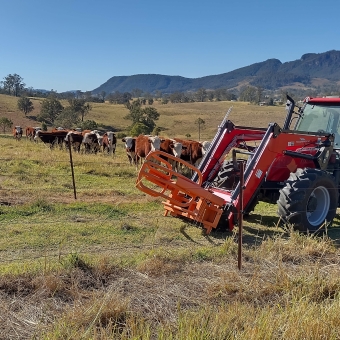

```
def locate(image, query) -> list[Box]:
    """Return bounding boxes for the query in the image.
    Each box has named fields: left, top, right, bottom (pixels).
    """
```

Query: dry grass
left=1, top=95, right=340, bottom=339
left=1, top=235, right=340, bottom=339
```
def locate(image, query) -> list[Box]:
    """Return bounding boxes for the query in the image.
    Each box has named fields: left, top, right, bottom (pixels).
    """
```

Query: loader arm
left=194, top=121, right=266, bottom=185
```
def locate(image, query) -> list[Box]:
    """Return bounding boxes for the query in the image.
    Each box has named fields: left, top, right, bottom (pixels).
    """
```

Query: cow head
left=122, top=137, right=134, bottom=150
left=15, top=126, right=22, bottom=134
left=34, top=130, right=41, bottom=141
left=148, top=136, right=161, bottom=151
left=169, top=140, right=183, bottom=158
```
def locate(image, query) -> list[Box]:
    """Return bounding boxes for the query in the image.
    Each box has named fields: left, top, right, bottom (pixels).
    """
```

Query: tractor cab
left=294, top=97, right=340, bottom=148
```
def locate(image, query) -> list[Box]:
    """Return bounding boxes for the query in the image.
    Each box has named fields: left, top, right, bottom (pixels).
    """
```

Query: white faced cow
left=122, top=136, right=137, bottom=165
left=102, top=131, right=117, bottom=155
left=159, top=138, right=184, bottom=171
left=134, top=135, right=162, bottom=167
left=13, top=126, right=23, bottom=140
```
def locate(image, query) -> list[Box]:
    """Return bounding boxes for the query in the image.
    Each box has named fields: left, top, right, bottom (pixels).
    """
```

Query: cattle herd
left=11, top=125, right=211, bottom=169
left=121, top=135, right=211, bottom=168
left=12, top=126, right=117, bottom=155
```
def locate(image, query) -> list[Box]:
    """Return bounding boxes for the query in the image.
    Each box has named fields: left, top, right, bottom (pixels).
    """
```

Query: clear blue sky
left=1, top=0, right=340, bottom=93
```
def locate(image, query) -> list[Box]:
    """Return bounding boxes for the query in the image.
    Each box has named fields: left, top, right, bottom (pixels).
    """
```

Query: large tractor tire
left=211, top=160, right=240, bottom=189
left=277, top=168, right=338, bottom=233
left=212, top=160, right=258, bottom=231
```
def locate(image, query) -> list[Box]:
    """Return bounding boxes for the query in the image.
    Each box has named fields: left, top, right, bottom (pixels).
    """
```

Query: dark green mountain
left=92, top=50, right=340, bottom=94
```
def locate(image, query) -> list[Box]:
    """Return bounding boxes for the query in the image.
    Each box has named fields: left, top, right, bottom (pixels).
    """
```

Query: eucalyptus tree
left=2, top=74, right=25, bottom=96
left=38, top=95, right=64, bottom=124
left=124, top=100, right=160, bottom=134
left=131, top=88, right=143, bottom=98
left=239, top=86, right=258, bottom=103
left=54, top=107, right=80, bottom=129
left=0, top=117, right=13, bottom=133
left=100, top=91, right=106, bottom=101
left=68, top=98, right=92, bottom=122
left=17, top=96, right=34, bottom=115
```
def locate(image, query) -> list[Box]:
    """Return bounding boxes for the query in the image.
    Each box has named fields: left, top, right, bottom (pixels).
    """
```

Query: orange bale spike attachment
left=136, top=151, right=226, bottom=233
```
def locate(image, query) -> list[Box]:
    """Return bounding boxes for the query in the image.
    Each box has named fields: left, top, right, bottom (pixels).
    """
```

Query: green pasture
left=1, top=134, right=340, bottom=274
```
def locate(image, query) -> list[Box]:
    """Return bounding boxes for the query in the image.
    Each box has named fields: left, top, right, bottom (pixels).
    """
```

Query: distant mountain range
left=92, top=50, right=340, bottom=95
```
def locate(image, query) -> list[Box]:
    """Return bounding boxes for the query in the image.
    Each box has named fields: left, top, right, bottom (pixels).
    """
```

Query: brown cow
left=173, top=138, right=204, bottom=165
left=159, top=138, right=185, bottom=170
left=135, top=135, right=162, bottom=166
left=26, top=127, right=34, bottom=140
left=26, top=126, right=42, bottom=141
left=13, top=126, right=23, bottom=140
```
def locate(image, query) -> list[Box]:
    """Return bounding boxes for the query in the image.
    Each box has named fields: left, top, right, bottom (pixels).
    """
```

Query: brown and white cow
left=135, top=135, right=162, bottom=166
left=13, top=126, right=23, bottom=140
left=64, top=131, right=83, bottom=152
left=102, top=131, right=117, bottom=155
left=159, top=138, right=184, bottom=170
left=26, top=126, right=41, bottom=141
left=122, top=137, right=137, bottom=165
left=173, top=138, right=204, bottom=166
left=81, top=129, right=92, bottom=136
left=194, top=140, right=212, bottom=166
left=34, top=130, right=69, bottom=148
left=82, top=131, right=100, bottom=154
left=92, top=130, right=104, bottom=151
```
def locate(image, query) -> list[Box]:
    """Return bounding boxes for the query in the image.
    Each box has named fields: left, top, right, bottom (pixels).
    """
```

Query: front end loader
left=136, top=96, right=340, bottom=233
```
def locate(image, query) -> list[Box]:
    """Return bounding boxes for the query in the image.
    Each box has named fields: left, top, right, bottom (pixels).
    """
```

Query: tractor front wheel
left=277, top=168, right=338, bottom=233
left=210, top=160, right=239, bottom=189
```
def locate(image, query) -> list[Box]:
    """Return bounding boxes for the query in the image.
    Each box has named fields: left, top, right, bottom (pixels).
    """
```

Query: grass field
left=1, top=95, right=340, bottom=339
left=0, top=94, right=286, bottom=139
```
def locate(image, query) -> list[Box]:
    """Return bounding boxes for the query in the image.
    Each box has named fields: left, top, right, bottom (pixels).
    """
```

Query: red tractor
left=136, top=96, right=340, bottom=234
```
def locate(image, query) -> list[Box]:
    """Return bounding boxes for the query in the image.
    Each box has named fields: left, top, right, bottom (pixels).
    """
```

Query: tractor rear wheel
left=277, top=168, right=338, bottom=233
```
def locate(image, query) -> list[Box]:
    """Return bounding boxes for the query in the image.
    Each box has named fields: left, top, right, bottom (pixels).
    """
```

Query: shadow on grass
left=242, top=212, right=340, bottom=247
left=179, top=224, right=200, bottom=244
left=27, top=115, right=37, bottom=121
left=179, top=223, right=232, bottom=245
left=241, top=225, right=284, bottom=246
left=243, top=213, right=280, bottom=228
left=178, top=210, right=340, bottom=248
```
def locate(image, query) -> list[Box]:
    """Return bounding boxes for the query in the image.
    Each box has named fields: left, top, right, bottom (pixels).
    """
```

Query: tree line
left=3, top=72, right=340, bottom=106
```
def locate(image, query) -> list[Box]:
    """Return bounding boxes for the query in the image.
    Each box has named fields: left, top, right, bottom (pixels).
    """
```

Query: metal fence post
left=68, top=134, right=77, bottom=199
